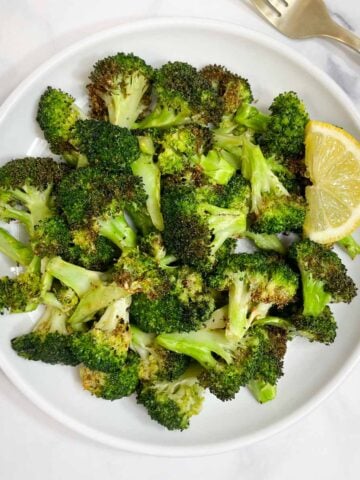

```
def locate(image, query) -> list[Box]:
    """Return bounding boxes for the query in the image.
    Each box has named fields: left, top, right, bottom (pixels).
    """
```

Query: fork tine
left=251, top=0, right=281, bottom=26
left=267, top=0, right=289, bottom=14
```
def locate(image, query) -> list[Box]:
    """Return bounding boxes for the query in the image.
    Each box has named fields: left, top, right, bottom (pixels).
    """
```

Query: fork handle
left=322, top=19, right=360, bottom=53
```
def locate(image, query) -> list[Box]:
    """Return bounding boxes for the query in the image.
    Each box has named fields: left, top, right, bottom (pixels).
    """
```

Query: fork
left=250, top=0, right=360, bottom=53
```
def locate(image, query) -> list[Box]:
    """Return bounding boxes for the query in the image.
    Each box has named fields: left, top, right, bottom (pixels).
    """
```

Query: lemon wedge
left=303, top=120, right=360, bottom=244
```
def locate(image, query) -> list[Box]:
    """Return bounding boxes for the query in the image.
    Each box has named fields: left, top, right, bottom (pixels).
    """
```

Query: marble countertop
left=0, top=1, right=359, bottom=479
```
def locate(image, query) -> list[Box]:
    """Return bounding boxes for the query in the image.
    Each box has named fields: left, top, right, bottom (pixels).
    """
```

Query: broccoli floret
left=130, top=325, right=189, bottom=381
left=138, top=232, right=176, bottom=267
left=0, top=256, right=42, bottom=313
left=249, top=195, right=306, bottom=234
left=11, top=304, right=79, bottom=365
left=130, top=267, right=215, bottom=333
left=71, top=296, right=132, bottom=372
left=71, top=119, right=141, bottom=171
left=57, top=167, right=141, bottom=250
left=236, top=91, right=309, bottom=159
left=136, top=366, right=205, bottom=430
left=0, top=227, right=33, bottom=266
left=157, top=125, right=212, bottom=175
left=135, top=61, right=222, bottom=129
left=0, top=157, right=69, bottom=235
left=256, top=304, right=338, bottom=345
left=157, top=329, right=259, bottom=401
left=80, top=351, right=140, bottom=400
left=200, top=64, right=253, bottom=116
left=257, top=92, right=309, bottom=159
left=289, top=239, right=357, bottom=316
left=113, top=249, right=170, bottom=299
left=31, top=216, right=72, bottom=258
left=162, top=175, right=250, bottom=271
left=208, top=253, right=298, bottom=341
left=240, top=137, right=306, bottom=232
left=87, top=52, right=153, bottom=128
left=338, top=235, right=360, bottom=260
left=36, top=87, right=87, bottom=167
left=46, top=256, right=128, bottom=329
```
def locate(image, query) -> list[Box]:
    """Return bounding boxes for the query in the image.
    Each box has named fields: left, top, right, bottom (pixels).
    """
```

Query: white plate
left=0, top=17, right=359, bottom=457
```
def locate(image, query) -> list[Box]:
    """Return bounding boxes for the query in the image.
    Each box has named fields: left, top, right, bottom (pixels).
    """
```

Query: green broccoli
left=46, top=256, right=128, bottom=329
left=0, top=256, right=42, bottom=313
left=130, top=267, right=215, bottom=333
left=338, top=235, right=360, bottom=260
left=71, top=296, right=132, bottom=372
left=135, top=61, right=222, bottom=129
left=289, top=239, right=357, bottom=317
left=57, top=167, right=142, bottom=251
left=200, top=64, right=253, bottom=116
left=0, top=157, right=69, bottom=235
left=11, top=304, right=79, bottom=365
left=87, top=52, right=153, bottom=128
left=113, top=248, right=170, bottom=300
left=0, top=227, right=33, bottom=266
left=162, top=175, right=250, bottom=271
left=137, top=366, right=205, bottom=430
left=138, top=232, right=176, bottom=267
left=255, top=304, right=338, bottom=345
left=80, top=351, right=140, bottom=400
left=130, top=325, right=189, bottom=381
left=36, top=87, right=87, bottom=167
left=157, top=329, right=259, bottom=401
left=208, top=253, right=298, bottom=341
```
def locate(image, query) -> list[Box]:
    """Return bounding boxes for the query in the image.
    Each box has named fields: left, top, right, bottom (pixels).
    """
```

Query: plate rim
left=0, top=16, right=359, bottom=457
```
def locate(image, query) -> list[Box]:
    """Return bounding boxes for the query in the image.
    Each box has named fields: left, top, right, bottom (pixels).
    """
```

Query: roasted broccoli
left=135, top=61, right=222, bottom=129
left=137, top=366, right=205, bottom=430
left=0, top=256, right=42, bottom=313
left=0, top=227, right=33, bottom=266
left=130, top=267, right=215, bottom=333
left=11, top=304, right=79, bottom=365
left=208, top=253, right=298, bottom=341
left=71, top=296, right=132, bottom=372
left=80, top=352, right=140, bottom=400
left=162, top=175, right=250, bottom=270
left=338, top=235, right=360, bottom=260
left=0, top=157, right=69, bottom=235
left=130, top=325, right=189, bottom=381
left=289, top=239, right=357, bottom=317
left=87, top=52, right=153, bottom=128
left=36, top=87, right=87, bottom=167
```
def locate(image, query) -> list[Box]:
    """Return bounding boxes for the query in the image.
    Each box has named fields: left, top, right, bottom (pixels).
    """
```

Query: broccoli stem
left=98, top=214, right=137, bottom=250
left=95, top=296, right=131, bottom=332
left=0, top=203, right=33, bottom=233
left=69, top=284, right=129, bottom=330
left=134, top=106, right=190, bottom=129
left=338, top=235, right=360, bottom=260
left=131, top=153, right=164, bottom=231
left=130, top=324, right=155, bottom=358
left=157, top=330, right=234, bottom=369
left=198, top=150, right=236, bottom=185
left=253, top=316, right=292, bottom=330
left=0, top=227, right=33, bottom=266
left=241, top=138, right=288, bottom=213
left=10, top=185, right=54, bottom=233
left=227, top=278, right=251, bottom=340
left=301, top=272, right=331, bottom=317
left=247, top=379, right=277, bottom=403
left=46, top=257, right=105, bottom=298
left=35, top=305, right=68, bottom=335
left=245, top=232, right=286, bottom=255
left=235, top=104, right=269, bottom=132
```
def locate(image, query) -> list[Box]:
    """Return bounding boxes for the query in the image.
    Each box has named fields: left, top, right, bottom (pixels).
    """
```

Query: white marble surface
left=0, top=0, right=360, bottom=478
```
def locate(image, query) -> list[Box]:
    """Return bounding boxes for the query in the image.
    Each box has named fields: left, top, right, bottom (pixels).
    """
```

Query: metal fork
left=251, top=0, right=360, bottom=53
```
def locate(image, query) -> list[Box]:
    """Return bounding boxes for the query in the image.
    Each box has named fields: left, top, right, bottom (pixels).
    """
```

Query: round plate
left=0, top=18, right=359, bottom=457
